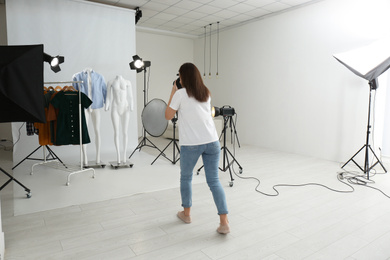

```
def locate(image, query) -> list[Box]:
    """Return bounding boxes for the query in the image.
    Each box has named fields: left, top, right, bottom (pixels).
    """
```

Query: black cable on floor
left=231, top=162, right=390, bottom=199
left=232, top=169, right=355, bottom=197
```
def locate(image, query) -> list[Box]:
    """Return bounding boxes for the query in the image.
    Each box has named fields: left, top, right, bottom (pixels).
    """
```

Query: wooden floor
left=2, top=143, right=390, bottom=259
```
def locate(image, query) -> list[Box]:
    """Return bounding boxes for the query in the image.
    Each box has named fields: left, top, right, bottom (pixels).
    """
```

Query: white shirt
left=169, top=88, right=219, bottom=146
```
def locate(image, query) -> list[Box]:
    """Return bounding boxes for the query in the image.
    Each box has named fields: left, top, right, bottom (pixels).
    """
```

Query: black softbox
left=0, top=44, right=45, bottom=123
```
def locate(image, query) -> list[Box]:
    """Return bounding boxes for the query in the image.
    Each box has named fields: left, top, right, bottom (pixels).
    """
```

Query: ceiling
left=87, top=0, right=322, bottom=37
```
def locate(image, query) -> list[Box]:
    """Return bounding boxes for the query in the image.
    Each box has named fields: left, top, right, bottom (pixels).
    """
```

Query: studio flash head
left=212, top=105, right=235, bottom=117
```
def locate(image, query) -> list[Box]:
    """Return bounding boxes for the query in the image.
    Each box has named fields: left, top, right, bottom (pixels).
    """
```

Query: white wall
left=135, top=30, right=194, bottom=135
left=193, top=0, right=390, bottom=162
left=6, top=0, right=137, bottom=163
left=0, top=2, right=11, bottom=142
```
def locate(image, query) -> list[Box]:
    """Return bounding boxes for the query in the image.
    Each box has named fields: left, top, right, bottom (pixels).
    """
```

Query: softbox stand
left=0, top=44, right=47, bottom=198
left=341, top=80, right=387, bottom=179
left=334, top=39, right=390, bottom=179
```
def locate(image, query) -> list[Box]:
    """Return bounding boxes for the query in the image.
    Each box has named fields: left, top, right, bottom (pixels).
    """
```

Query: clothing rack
left=30, top=81, right=95, bottom=185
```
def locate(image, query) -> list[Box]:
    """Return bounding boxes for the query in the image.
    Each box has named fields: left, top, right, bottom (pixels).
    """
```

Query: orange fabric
left=34, top=107, right=53, bottom=146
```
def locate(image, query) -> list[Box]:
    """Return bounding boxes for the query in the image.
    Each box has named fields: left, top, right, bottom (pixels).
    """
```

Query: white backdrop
left=6, top=0, right=138, bottom=164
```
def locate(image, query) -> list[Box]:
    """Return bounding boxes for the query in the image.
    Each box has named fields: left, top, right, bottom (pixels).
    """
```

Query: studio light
left=212, top=106, right=235, bottom=117
left=43, top=52, right=64, bottom=73
left=129, top=55, right=151, bottom=73
left=334, top=38, right=390, bottom=179
left=128, top=55, right=162, bottom=163
left=135, top=7, right=142, bottom=24
left=202, top=104, right=241, bottom=186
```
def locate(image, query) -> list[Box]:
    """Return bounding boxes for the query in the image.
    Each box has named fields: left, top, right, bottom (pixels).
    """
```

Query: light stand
left=128, top=55, right=163, bottom=159
left=341, top=79, right=387, bottom=179
left=334, top=39, right=390, bottom=179
left=197, top=108, right=243, bottom=187
left=219, top=116, right=243, bottom=186
left=151, top=117, right=180, bottom=165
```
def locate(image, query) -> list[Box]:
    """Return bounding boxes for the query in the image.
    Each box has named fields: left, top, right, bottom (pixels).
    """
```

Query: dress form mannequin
left=73, top=68, right=107, bottom=166
left=83, top=109, right=101, bottom=164
left=105, top=75, right=134, bottom=165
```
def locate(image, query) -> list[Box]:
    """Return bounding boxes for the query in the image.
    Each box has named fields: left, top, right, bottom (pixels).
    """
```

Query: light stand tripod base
left=342, top=144, right=387, bottom=178
left=196, top=146, right=243, bottom=187
left=152, top=118, right=180, bottom=165
left=342, top=82, right=387, bottom=179
left=128, top=134, right=165, bottom=161
left=196, top=115, right=243, bottom=187
left=0, top=167, right=31, bottom=198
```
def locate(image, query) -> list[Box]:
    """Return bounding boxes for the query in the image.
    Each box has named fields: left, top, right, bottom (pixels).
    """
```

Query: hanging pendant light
left=209, top=23, right=212, bottom=78
left=216, top=21, right=220, bottom=78
left=203, top=26, right=206, bottom=78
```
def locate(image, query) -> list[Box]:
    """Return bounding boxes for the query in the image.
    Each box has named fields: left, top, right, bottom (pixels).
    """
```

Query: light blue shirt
left=72, top=69, right=107, bottom=109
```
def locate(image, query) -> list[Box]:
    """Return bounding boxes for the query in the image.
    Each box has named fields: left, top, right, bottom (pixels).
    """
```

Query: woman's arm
left=165, top=83, right=177, bottom=120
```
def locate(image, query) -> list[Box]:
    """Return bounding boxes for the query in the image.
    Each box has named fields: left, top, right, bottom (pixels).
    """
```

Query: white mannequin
left=105, top=75, right=134, bottom=164
left=77, top=68, right=106, bottom=165
left=83, top=109, right=101, bottom=164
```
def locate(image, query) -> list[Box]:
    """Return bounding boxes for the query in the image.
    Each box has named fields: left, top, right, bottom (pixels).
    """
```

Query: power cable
left=227, top=134, right=390, bottom=199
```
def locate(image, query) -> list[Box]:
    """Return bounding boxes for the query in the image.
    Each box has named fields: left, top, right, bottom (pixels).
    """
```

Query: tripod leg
left=0, top=167, right=31, bottom=198
left=46, top=146, right=67, bottom=168
left=128, top=137, right=146, bottom=159
left=220, top=148, right=234, bottom=186
left=230, top=118, right=241, bottom=148
left=173, top=141, right=181, bottom=164
left=368, top=145, right=387, bottom=172
left=225, top=147, right=243, bottom=173
left=196, top=165, right=204, bottom=175
left=151, top=140, right=173, bottom=165
left=12, top=146, right=42, bottom=170
left=341, top=145, right=366, bottom=172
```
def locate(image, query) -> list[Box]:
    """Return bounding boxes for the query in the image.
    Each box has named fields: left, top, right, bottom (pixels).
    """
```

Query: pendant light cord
left=216, top=21, right=220, bottom=77
left=203, top=26, right=206, bottom=77
left=209, top=23, right=212, bottom=78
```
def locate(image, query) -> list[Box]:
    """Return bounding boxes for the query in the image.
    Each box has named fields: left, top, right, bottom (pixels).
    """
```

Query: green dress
left=50, top=91, right=92, bottom=145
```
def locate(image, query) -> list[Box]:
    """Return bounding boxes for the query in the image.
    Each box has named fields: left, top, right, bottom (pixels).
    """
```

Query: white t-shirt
left=169, top=88, right=219, bottom=146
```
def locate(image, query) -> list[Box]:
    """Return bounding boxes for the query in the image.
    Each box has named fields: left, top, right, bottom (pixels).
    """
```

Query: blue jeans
left=180, top=141, right=228, bottom=215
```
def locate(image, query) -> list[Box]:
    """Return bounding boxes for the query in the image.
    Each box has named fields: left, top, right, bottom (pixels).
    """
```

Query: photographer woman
left=165, top=62, right=230, bottom=234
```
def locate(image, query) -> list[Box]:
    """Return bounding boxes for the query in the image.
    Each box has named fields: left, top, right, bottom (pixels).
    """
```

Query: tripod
left=151, top=117, right=180, bottom=165
left=197, top=115, right=243, bottom=187
left=12, top=145, right=66, bottom=170
left=129, top=66, right=163, bottom=160
left=342, top=80, right=387, bottom=179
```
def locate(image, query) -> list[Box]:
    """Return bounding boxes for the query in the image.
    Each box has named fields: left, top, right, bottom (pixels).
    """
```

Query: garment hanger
left=64, top=85, right=78, bottom=95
